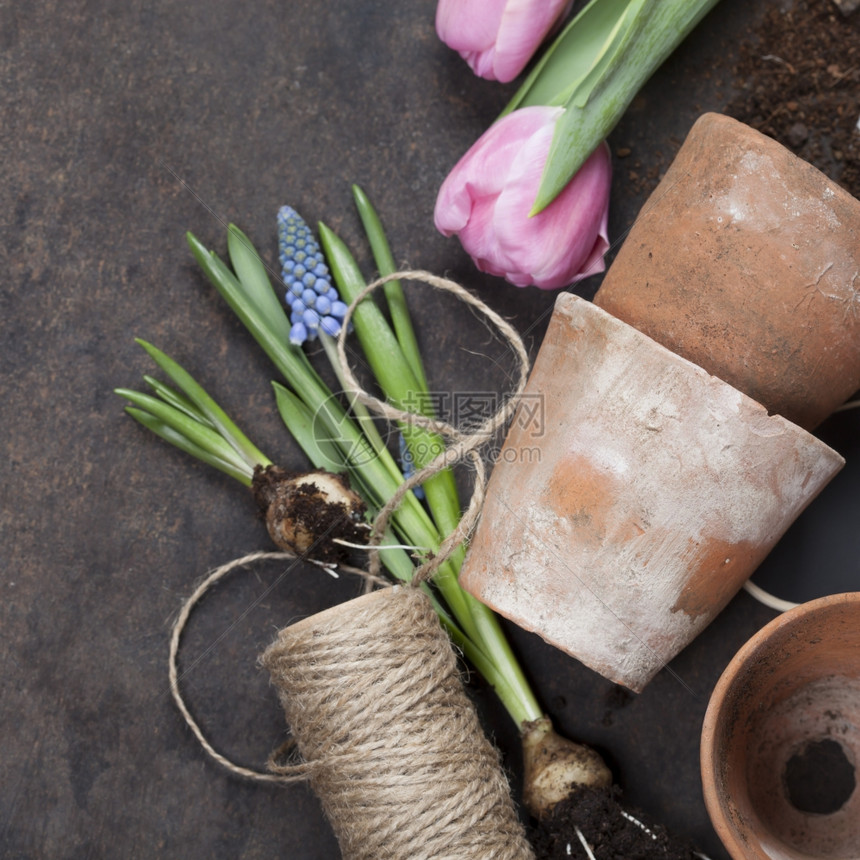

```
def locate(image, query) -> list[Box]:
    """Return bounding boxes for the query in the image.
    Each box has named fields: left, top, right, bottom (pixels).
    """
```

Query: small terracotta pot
left=701, top=592, right=860, bottom=860
left=594, top=113, right=860, bottom=431
left=459, top=294, right=843, bottom=692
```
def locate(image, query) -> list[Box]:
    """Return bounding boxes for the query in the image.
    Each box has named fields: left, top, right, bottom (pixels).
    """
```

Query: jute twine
left=169, top=271, right=534, bottom=859
left=262, top=587, right=534, bottom=859
left=335, top=271, right=530, bottom=586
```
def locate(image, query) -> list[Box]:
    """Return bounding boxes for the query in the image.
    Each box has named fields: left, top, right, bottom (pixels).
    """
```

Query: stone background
left=2, top=1, right=858, bottom=857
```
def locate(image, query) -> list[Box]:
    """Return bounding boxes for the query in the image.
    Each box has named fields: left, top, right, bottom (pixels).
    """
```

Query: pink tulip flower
left=436, top=0, right=572, bottom=83
left=434, top=105, right=612, bottom=290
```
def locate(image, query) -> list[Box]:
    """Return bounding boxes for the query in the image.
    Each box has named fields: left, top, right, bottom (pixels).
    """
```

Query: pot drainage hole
left=784, top=738, right=856, bottom=815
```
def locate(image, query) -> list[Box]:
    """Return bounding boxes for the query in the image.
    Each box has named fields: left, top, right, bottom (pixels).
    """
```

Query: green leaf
left=124, top=407, right=254, bottom=486
left=502, top=0, right=638, bottom=116
left=317, top=331, right=403, bottom=484
left=318, top=222, right=424, bottom=401
left=318, top=223, right=463, bottom=532
left=134, top=339, right=271, bottom=470
left=352, top=185, right=429, bottom=391
left=532, top=0, right=720, bottom=212
left=142, top=375, right=213, bottom=426
left=226, top=224, right=292, bottom=341
left=272, top=382, right=346, bottom=473
left=117, top=388, right=254, bottom=474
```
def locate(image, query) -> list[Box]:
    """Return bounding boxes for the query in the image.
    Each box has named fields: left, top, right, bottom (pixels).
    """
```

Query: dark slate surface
left=3, top=1, right=856, bottom=858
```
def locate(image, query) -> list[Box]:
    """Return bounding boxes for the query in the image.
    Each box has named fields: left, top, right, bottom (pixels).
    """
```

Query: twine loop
left=169, top=270, right=532, bottom=790
left=336, top=270, right=530, bottom=584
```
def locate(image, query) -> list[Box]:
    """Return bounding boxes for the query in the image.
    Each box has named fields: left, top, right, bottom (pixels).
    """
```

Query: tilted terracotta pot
left=701, top=592, right=860, bottom=860
left=595, top=112, right=860, bottom=431
left=459, top=295, right=843, bottom=692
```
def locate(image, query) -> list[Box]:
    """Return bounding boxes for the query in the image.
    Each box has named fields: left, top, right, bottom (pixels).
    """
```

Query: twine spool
left=262, top=586, right=534, bottom=860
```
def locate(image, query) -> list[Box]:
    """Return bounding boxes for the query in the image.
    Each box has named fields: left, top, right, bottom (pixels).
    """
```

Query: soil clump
left=726, top=0, right=860, bottom=198
left=529, top=786, right=701, bottom=860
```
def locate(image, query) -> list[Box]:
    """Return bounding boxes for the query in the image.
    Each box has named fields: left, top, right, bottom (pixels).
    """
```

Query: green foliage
left=115, top=188, right=542, bottom=726
left=502, top=0, right=721, bottom=212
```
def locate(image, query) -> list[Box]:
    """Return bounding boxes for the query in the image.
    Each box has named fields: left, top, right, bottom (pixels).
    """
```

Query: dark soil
left=529, top=786, right=701, bottom=860
left=784, top=738, right=857, bottom=814
left=725, top=0, right=860, bottom=199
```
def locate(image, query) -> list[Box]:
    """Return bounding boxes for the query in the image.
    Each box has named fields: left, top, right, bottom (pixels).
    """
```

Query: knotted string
left=168, top=270, right=532, bottom=788
left=336, top=270, right=530, bottom=585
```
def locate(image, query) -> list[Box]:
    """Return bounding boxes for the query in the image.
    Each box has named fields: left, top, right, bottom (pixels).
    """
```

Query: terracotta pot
left=459, top=294, right=843, bottom=692
left=701, top=592, right=860, bottom=860
left=594, top=112, right=860, bottom=431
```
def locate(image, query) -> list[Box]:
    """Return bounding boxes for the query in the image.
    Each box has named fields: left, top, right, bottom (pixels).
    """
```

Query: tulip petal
left=435, top=106, right=562, bottom=235
left=492, top=0, right=573, bottom=82
left=436, top=0, right=506, bottom=79
left=436, top=0, right=504, bottom=52
left=436, top=0, right=572, bottom=82
left=494, top=141, right=611, bottom=287
left=434, top=107, right=612, bottom=289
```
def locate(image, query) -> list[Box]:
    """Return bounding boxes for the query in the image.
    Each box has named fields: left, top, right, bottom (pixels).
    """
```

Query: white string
left=743, top=579, right=799, bottom=613
left=574, top=827, right=596, bottom=860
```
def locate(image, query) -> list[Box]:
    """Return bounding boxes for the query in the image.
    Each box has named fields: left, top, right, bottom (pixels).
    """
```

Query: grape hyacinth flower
left=278, top=205, right=349, bottom=345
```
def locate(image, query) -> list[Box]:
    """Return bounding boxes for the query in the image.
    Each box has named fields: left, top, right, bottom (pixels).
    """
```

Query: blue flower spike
left=398, top=432, right=425, bottom=500
left=278, top=206, right=349, bottom=345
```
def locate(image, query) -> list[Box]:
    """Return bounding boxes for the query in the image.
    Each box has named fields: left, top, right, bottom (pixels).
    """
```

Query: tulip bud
left=434, top=105, right=611, bottom=290
left=436, top=0, right=572, bottom=83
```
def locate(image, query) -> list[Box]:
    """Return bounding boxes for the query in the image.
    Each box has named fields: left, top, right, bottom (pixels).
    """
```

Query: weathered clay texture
left=594, top=112, right=860, bottom=431
left=702, top=593, right=860, bottom=860
left=460, top=295, right=843, bottom=692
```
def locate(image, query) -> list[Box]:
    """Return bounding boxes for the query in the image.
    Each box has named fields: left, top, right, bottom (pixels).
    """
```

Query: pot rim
left=700, top=591, right=860, bottom=859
